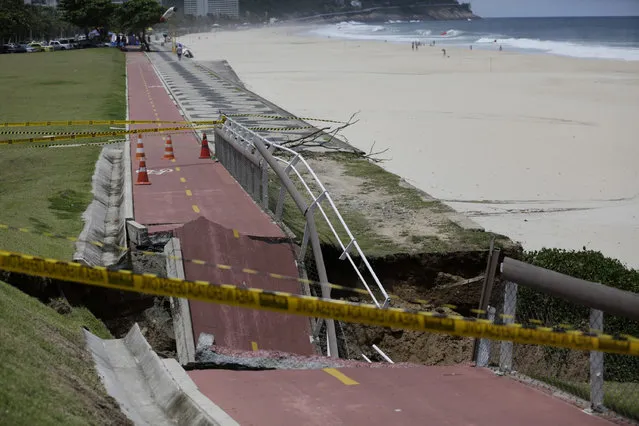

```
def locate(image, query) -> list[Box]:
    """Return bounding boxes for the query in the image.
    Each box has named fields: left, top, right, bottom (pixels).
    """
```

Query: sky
left=470, top=0, right=639, bottom=17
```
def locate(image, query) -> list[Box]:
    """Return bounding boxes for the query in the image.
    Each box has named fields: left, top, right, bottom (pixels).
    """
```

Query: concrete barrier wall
left=214, top=131, right=267, bottom=208
left=85, top=323, right=238, bottom=426
left=165, top=237, right=196, bottom=365
left=74, top=146, right=127, bottom=267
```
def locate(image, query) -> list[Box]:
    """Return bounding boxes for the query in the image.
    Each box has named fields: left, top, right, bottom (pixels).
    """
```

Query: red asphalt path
left=190, top=365, right=613, bottom=426
left=127, top=52, right=282, bottom=237
left=127, top=52, right=312, bottom=354
left=176, top=217, right=313, bottom=354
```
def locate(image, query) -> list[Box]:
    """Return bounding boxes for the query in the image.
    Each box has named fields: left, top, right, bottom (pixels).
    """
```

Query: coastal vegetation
left=518, top=248, right=639, bottom=420
left=239, top=0, right=472, bottom=18
left=0, top=0, right=163, bottom=42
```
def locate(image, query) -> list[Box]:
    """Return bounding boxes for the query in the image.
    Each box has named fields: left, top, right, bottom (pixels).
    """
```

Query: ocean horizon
left=307, top=16, right=639, bottom=61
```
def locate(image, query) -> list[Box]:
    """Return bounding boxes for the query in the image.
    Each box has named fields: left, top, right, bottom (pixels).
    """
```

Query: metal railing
left=481, top=258, right=639, bottom=422
left=217, top=116, right=391, bottom=309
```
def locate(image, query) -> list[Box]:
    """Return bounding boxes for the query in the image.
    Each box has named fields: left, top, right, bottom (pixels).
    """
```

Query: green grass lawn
left=539, top=376, right=639, bottom=421
left=0, top=49, right=126, bottom=259
left=0, top=280, right=131, bottom=425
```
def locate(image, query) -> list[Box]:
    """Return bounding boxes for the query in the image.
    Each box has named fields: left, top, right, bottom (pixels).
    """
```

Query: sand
left=180, top=26, right=639, bottom=268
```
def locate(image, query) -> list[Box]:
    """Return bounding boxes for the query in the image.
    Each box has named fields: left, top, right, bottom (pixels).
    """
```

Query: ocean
left=308, top=16, right=639, bottom=61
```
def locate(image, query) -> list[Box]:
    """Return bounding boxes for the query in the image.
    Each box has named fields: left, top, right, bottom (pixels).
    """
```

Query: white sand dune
left=182, top=26, right=639, bottom=268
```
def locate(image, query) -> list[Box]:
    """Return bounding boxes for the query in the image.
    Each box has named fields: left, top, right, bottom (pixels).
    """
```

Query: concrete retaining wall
left=165, top=237, right=196, bottom=365
left=84, top=323, right=238, bottom=426
left=74, top=146, right=127, bottom=267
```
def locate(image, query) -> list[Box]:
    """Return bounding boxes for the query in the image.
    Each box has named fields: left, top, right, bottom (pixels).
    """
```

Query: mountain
left=241, top=1, right=478, bottom=22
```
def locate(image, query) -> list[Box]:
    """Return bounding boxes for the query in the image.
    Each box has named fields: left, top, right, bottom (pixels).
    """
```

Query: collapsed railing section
left=215, top=116, right=390, bottom=309
left=213, top=116, right=391, bottom=358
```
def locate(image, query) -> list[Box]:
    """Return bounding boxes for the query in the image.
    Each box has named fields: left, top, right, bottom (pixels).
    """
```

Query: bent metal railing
left=217, top=116, right=391, bottom=309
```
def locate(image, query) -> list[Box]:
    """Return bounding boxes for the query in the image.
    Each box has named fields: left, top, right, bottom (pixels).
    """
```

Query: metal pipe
left=501, top=257, right=639, bottom=321
left=248, top=128, right=340, bottom=358
left=372, top=344, right=394, bottom=363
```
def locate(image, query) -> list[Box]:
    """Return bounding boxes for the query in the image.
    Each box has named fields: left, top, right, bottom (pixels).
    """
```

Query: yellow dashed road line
left=141, top=63, right=201, bottom=217
left=322, top=368, right=359, bottom=386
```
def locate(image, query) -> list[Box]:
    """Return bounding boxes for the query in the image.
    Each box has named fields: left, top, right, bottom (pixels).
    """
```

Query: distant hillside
left=241, top=1, right=478, bottom=22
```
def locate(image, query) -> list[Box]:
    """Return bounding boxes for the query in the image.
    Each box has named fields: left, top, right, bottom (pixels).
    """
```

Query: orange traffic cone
left=199, top=133, right=211, bottom=159
left=163, top=135, right=176, bottom=160
left=135, top=158, right=151, bottom=185
left=135, top=134, right=146, bottom=160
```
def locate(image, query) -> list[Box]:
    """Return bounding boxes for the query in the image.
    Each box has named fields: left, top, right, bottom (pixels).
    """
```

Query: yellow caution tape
left=246, top=126, right=316, bottom=132
left=4, top=140, right=126, bottom=150
left=0, top=223, right=431, bottom=309
left=0, top=224, right=578, bottom=320
left=0, top=125, right=216, bottom=146
left=224, top=114, right=347, bottom=125
left=0, top=249, right=637, bottom=356
left=0, top=115, right=341, bottom=128
left=0, top=120, right=222, bottom=128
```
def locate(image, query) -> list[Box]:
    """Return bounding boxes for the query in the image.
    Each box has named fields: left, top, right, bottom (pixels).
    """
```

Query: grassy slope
left=270, top=153, right=513, bottom=257
left=0, top=280, right=132, bottom=425
left=0, top=49, right=126, bottom=259
left=0, top=49, right=129, bottom=424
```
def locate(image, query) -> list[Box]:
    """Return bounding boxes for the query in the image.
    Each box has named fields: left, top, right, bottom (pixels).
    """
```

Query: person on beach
left=176, top=43, right=183, bottom=61
left=411, top=41, right=415, bottom=51
left=442, top=48, right=447, bottom=57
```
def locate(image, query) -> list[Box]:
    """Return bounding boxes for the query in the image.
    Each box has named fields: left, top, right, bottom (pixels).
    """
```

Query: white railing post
left=477, top=306, right=496, bottom=367
left=499, top=281, right=518, bottom=372
left=589, top=309, right=605, bottom=412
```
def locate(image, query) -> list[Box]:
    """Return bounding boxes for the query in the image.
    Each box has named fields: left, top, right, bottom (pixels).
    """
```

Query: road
left=190, top=364, right=613, bottom=426
left=127, top=52, right=313, bottom=355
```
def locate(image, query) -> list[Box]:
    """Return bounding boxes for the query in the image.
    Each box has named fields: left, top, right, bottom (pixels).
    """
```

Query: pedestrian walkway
left=126, top=51, right=313, bottom=354
left=190, top=364, right=613, bottom=426
left=147, top=49, right=355, bottom=151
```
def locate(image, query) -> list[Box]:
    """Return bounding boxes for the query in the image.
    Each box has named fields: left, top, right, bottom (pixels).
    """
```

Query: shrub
left=520, top=248, right=639, bottom=382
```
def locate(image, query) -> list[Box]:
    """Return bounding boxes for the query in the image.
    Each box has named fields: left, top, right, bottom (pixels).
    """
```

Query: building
left=24, top=0, right=57, bottom=6
left=183, top=0, right=203, bottom=16
left=208, top=0, right=239, bottom=18
left=184, top=0, right=238, bottom=17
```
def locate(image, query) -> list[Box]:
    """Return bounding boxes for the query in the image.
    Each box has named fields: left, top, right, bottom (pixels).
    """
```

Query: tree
left=58, top=0, right=116, bottom=38
left=0, top=0, right=31, bottom=42
left=115, top=0, right=164, bottom=51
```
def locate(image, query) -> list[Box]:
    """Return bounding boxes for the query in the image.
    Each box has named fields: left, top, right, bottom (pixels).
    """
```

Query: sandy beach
left=180, top=26, right=639, bottom=268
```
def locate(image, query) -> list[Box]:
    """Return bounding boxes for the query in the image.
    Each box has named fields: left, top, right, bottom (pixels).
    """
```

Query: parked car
left=27, top=42, right=53, bottom=52
left=1, top=43, right=28, bottom=54
left=48, top=41, right=67, bottom=51
left=55, top=39, right=75, bottom=50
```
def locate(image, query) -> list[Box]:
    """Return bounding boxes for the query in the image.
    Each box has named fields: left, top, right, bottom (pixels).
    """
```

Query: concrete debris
left=196, top=333, right=215, bottom=355
left=192, top=346, right=416, bottom=371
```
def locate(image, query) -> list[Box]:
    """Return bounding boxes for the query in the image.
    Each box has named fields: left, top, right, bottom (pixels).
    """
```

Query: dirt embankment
left=1, top=231, right=178, bottom=358
left=322, top=247, right=520, bottom=364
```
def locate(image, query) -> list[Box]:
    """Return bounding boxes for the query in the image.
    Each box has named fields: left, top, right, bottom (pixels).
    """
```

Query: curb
left=84, top=323, right=238, bottom=426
